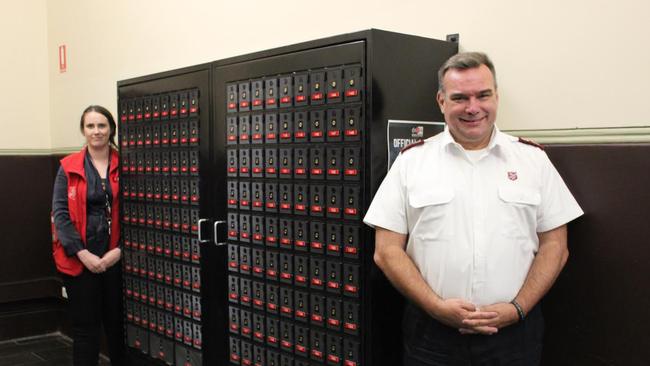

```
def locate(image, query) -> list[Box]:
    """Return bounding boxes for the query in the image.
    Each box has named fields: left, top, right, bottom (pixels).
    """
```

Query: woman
left=52, top=105, right=125, bottom=365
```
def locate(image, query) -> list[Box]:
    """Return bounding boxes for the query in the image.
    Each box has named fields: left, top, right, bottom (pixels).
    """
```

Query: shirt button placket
left=471, top=163, right=486, bottom=302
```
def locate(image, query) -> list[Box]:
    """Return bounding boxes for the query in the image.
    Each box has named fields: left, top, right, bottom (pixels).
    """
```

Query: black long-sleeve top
left=52, top=152, right=113, bottom=257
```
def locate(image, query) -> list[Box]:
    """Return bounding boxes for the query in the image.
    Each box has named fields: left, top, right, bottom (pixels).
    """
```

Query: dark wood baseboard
left=0, top=297, right=67, bottom=341
left=0, top=277, right=62, bottom=303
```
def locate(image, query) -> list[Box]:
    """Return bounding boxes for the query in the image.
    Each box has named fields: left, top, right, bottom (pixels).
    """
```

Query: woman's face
left=82, top=111, right=111, bottom=149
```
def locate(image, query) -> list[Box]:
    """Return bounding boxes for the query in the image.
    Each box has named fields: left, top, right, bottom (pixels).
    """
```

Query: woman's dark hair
left=80, top=105, right=117, bottom=148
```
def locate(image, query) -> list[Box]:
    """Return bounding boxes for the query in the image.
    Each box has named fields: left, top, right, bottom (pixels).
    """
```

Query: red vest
left=52, top=147, right=120, bottom=276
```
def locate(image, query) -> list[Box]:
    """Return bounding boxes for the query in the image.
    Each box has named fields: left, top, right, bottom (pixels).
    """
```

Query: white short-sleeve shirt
left=363, top=126, right=583, bottom=306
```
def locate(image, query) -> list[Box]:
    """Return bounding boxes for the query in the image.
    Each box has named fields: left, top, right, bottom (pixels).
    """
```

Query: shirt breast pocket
left=408, top=187, right=455, bottom=241
left=497, top=185, right=540, bottom=241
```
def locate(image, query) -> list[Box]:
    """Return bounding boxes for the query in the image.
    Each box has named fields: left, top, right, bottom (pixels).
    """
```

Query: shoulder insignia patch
left=518, top=137, right=544, bottom=150
left=400, top=140, right=425, bottom=153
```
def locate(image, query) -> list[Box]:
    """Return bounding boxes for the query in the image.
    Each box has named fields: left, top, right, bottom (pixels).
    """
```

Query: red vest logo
left=68, top=186, right=77, bottom=199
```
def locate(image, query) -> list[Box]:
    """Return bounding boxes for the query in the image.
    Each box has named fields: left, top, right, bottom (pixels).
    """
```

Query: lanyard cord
left=100, top=178, right=112, bottom=236
left=89, top=152, right=112, bottom=236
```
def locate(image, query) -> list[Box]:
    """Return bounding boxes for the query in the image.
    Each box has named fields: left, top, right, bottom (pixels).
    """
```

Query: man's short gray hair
left=437, top=52, right=497, bottom=92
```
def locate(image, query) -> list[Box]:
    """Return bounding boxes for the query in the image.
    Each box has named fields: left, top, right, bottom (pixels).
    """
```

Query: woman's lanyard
left=90, top=152, right=112, bottom=236
left=100, top=178, right=112, bottom=236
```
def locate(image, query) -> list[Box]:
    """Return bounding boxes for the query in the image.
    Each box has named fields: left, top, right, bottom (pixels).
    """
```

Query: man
left=363, top=52, right=583, bottom=365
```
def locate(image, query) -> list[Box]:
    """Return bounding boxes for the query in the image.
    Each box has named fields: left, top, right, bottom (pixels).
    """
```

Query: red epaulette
left=518, top=137, right=544, bottom=150
left=400, top=140, right=424, bottom=153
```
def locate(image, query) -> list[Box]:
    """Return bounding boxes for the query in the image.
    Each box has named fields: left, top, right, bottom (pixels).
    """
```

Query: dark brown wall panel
left=542, top=144, right=650, bottom=366
left=0, top=154, right=66, bottom=340
left=0, top=155, right=61, bottom=301
left=1, top=142, right=649, bottom=363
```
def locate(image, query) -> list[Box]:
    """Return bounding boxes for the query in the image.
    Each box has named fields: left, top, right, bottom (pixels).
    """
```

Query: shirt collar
left=441, top=124, right=511, bottom=153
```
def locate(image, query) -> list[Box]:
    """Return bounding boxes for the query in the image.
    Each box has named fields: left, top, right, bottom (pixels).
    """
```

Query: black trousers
left=63, top=265, right=125, bottom=366
left=403, top=302, right=544, bottom=366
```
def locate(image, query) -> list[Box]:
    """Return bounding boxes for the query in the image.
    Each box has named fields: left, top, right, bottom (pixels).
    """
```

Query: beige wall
left=0, top=0, right=50, bottom=151
left=4, top=0, right=650, bottom=151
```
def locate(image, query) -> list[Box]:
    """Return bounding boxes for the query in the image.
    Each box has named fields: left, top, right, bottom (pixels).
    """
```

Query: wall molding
left=2, top=127, right=650, bottom=155
left=0, top=147, right=79, bottom=156
left=504, top=126, right=650, bottom=144
left=0, top=277, right=62, bottom=303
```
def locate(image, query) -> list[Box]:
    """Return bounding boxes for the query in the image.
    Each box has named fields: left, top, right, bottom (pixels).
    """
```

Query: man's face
left=436, top=64, right=498, bottom=150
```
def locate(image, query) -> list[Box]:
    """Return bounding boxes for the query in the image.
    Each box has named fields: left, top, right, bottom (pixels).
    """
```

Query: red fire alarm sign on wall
left=59, top=45, right=67, bottom=73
